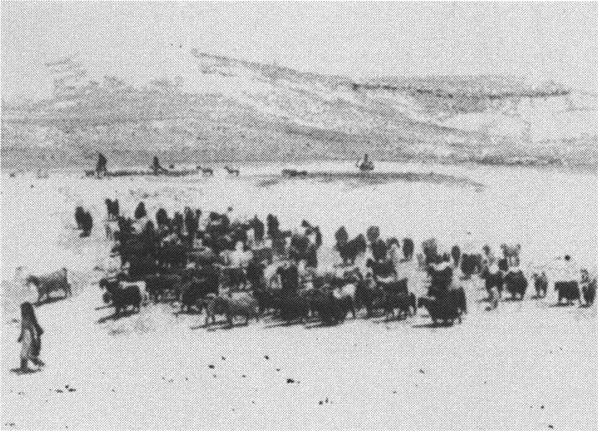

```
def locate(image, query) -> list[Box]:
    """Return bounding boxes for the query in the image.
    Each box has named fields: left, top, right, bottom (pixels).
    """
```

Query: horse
left=197, top=166, right=214, bottom=176
left=224, top=166, right=240, bottom=176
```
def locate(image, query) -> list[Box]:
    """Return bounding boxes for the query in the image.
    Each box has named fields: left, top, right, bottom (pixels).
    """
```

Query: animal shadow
left=97, top=309, right=138, bottom=324
left=303, top=320, right=346, bottom=330
left=263, top=319, right=306, bottom=329
left=174, top=308, right=202, bottom=317
left=502, top=296, right=524, bottom=302
left=548, top=302, right=577, bottom=308
left=191, top=319, right=239, bottom=331
left=412, top=321, right=457, bottom=329
left=10, top=367, right=42, bottom=375
left=203, top=323, right=236, bottom=332
left=35, top=296, right=67, bottom=307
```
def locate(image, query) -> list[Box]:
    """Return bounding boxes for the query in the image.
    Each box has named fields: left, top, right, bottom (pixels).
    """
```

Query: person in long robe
left=17, top=302, right=45, bottom=372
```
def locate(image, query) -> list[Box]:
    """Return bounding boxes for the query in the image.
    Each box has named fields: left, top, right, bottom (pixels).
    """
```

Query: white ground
left=1, top=162, right=597, bottom=430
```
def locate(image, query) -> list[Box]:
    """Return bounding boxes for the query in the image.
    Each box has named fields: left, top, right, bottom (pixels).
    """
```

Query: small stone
left=286, top=378, right=295, bottom=384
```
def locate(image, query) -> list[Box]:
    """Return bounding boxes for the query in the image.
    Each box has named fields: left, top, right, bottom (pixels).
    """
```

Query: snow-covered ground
left=1, top=162, right=596, bottom=429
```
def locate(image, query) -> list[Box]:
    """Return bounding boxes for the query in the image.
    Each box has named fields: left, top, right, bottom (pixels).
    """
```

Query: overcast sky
left=2, top=1, right=597, bottom=100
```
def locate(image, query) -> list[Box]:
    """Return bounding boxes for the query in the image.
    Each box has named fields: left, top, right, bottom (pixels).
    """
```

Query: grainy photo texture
left=1, top=2, right=597, bottom=430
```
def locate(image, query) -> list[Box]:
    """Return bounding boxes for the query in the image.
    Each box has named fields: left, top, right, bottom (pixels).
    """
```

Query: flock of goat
left=23, top=197, right=597, bottom=329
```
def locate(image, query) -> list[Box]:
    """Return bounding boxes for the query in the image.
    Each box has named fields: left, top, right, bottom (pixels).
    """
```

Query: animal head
left=387, top=237, right=400, bottom=248
left=25, top=275, right=39, bottom=287
left=344, top=268, right=363, bottom=282
left=366, top=226, right=380, bottom=243
left=355, top=234, right=367, bottom=250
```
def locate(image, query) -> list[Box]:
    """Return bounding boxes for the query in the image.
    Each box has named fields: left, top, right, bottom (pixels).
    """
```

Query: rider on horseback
left=356, top=153, right=374, bottom=171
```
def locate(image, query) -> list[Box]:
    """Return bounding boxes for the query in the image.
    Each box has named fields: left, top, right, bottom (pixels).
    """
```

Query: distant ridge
left=2, top=52, right=596, bottom=169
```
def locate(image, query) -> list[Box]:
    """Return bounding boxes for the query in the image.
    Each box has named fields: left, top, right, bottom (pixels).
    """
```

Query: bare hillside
left=2, top=52, right=597, bottom=169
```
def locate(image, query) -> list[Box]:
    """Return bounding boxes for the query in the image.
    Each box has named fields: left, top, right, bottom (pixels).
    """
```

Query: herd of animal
left=20, top=198, right=597, bottom=330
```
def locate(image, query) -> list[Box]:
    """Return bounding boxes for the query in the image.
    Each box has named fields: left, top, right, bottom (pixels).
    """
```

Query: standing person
left=17, top=302, right=45, bottom=372
left=96, top=152, right=108, bottom=177
left=356, top=153, right=374, bottom=170
left=151, top=156, right=167, bottom=174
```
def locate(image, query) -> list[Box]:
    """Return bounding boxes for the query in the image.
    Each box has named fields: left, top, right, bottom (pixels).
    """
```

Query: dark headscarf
left=21, top=302, right=43, bottom=336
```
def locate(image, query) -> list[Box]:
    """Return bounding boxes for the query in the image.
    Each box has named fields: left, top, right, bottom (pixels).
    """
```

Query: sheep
left=99, top=278, right=142, bottom=315
left=26, top=268, right=71, bottom=304
left=204, top=292, right=260, bottom=327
